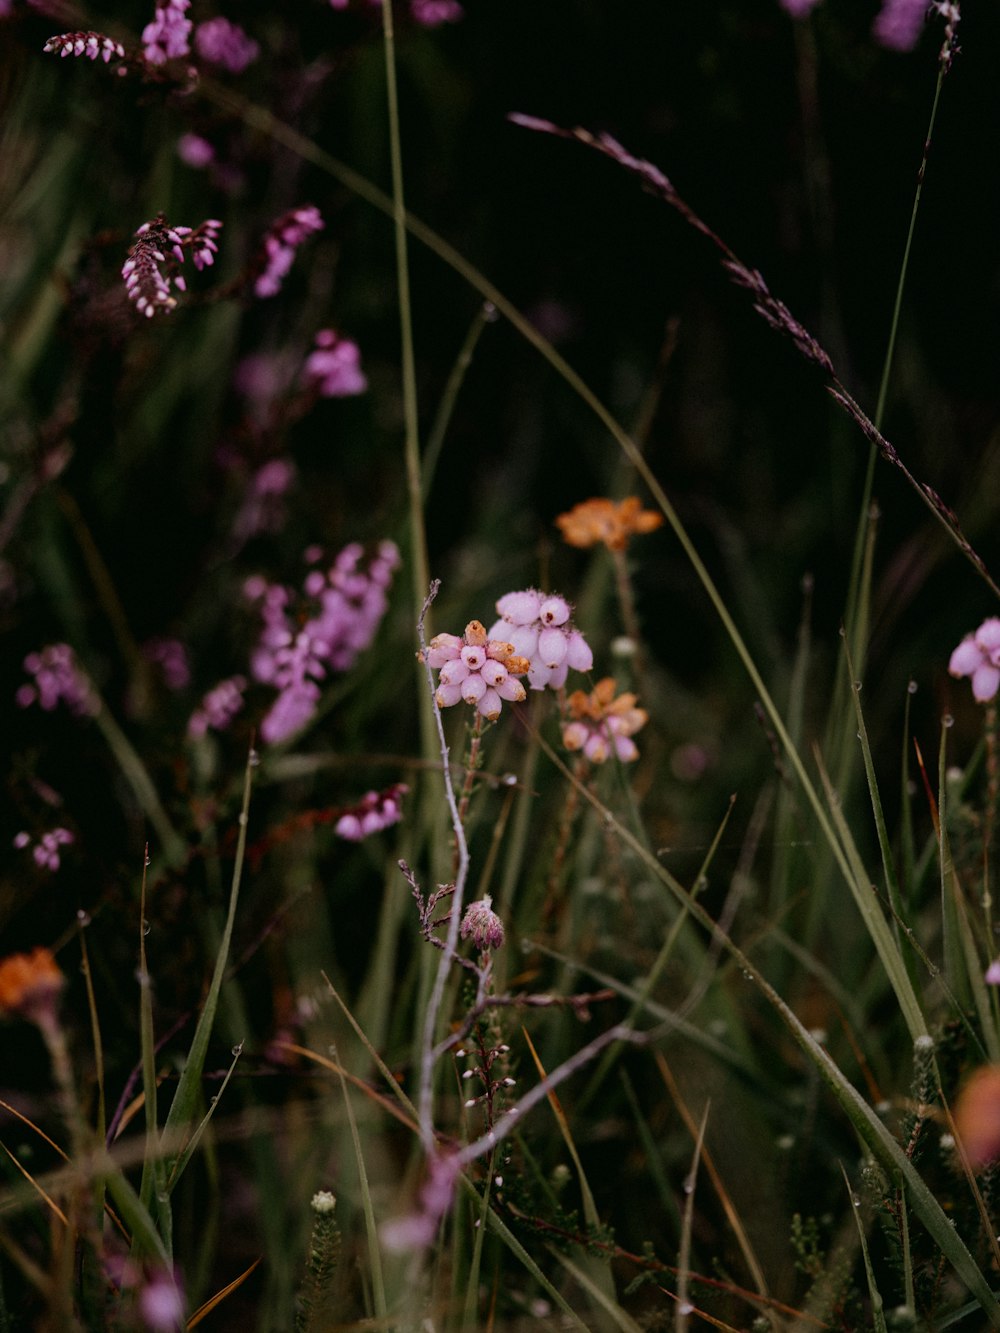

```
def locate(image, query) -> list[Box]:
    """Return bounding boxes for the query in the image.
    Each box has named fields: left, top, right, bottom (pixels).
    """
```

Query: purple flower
left=43, top=31, right=125, bottom=62
left=142, top=0, right=192, bottom=64
left=187, top=676, right=247, bottom=739
left=778, top=0, right=822, bottom=17
left=426, top=621, right=529, bottom=722
left=177, top=134, right=215, bottom=169
left=460, top=896, right=505, bottom=952
left=873, top=0, right=928, bottom=51
left=253, top=207, right=324, bottom=299
left=143, top=637, right=191, bottom=691
left=194, top=18, right=259, bottom=73
left=410, top=0, right=463, bottom=26
left=16, top=644, right=98, bottom=717
left=335, top=784, right=408, bottom=840
left=986, top=960, right=1000, bottom=986
left=949, top=619, right=1000, bottom=704
left=14, top=828, right=74, bottom=872
left=232, top=458, right=297, bottom=542
left=302, top=331, right=368, bottom=398
left=247, top=541, right=400, bottom=743
left=487, top=589, right=593, bottom=691
left=122, top=215, right=223, bottom=317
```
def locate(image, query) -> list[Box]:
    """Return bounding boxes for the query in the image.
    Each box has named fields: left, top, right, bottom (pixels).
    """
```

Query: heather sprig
left=43, top=31, right=125, bottom=64
left=253, top=206, right=325, bottom=300
left=122, top=215, right=222, bottom=317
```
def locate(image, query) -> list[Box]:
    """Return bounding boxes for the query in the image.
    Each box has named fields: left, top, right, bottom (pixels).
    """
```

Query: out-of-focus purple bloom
left=17, top=644, right=98, bottom=717
left=487, top=589, right=593, bottom=692
left=986, top=960, right=1000, bottom=986
left=232, top=458, right=297, bottom=542
left=873, top=0, right=928, bottom=50
left=949, top=618, right=1000, bottom=704
left=778, top=0, right=822, bottom=17
left=142, top=0, right=191, bottom=64
left=254, top=206, right=324, bottom=299
left=194, top=18, right=259, bottom=72
left=233, top=353, right=292, bottom=404
left=460, top=896, right=505, bottom=952
left=302, top=331, right=368, bottom=398
left=177, top=133, right=215, bottom=169
left=122, top=215, right=222, bottom=317
left=143, top=637, right=191, bottom=691
left=187, top=676, right=247, bottom=739
left=335, top=784, right=408, bottom=841
left=410, top=0, right=463, bottom=26
left=14, top=828, right=74, bottom=872
left=43, top=31, right=126, bottom=61
left=247, top=541, right=400, bottom=743
left=381, top=1149, right=461, bottom=1253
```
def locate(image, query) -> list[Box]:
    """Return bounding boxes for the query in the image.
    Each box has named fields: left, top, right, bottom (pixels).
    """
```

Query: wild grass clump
left=4, top=0, right=1000, bottom=1328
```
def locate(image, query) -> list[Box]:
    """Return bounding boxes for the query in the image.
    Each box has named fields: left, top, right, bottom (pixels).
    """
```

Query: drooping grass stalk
left=842, top=1163, right=888, bottom=1333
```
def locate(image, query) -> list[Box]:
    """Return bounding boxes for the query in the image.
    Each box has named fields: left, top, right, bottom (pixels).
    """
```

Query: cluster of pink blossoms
left=193, top=18, right=259, bottom=73
left=244, top=541, right=400, bottom=744
left=122, top=216, right=222, bottom=317
left=949, top=618, right=1000, bottom=703
left=302, top=331, right=368, bottom=398
left=254, top=206, right=324, bottom=299
left=330, top=0, right=464, bottom=24
left=142, top=0, right=192, bottom=64
left=16, top=644, right=98, bottom=717
left=335, top=784, right=408, bottom=841
left=43, top=31, right=125, bottom=63
left=427, top=590, right=593, bottom=723
left=13, top=828, right=74, bottom=872
left=188, top=675, right=247, bottom=739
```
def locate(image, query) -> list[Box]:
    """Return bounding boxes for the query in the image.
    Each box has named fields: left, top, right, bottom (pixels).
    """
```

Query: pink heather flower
left=986, top=960, right=1000, bottom=986
left=426, top=620, right=530, bottom=722
left=335, top=784, right=408, bottom=841
left=122, top=216, right=222, bottom=318
left=187, top=676, right=246, bottom=739
left=302, top=331, right=368, bottom=398
left=949, top=618, right=1000, bottom=703
left=233, top=353, right=292, bottom=404
left=143, top=637, right=191, bottom=691
left=142, top=0, right=192, bottom=64
left=254, top=206, right=324, bottom=299
left=460, top=896, right=505, bottom=952
left=14, top=828, right=74, bottom=872
left=873, top=0, right=929, bottom=50
left=778, top=0, right=822, bottom=17
left=194, top=18, right=259, bottom=72
left=247, top=541, right=400, bottom=743
left=17, top=644, right=98, bottom=717
left=410, top=0, right=464, bottom=26
left=177, top=133, right=215, bottom=169
left=487, top=589, right=593, bottom=692
left=43, top=31, right=126, bottom=62
left=561, top=677, right=648, bottom=765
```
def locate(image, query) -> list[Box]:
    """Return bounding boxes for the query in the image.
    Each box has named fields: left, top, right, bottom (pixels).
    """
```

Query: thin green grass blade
left=535, top=736, right=1000, bottom=1323
left=462, top=1152, right=494, bottom=1328
left=840, top=1164, right=887, bottom=1333
left=814, top=749, right=928, bottom=1042
left=937, top=725, right=971, bottom=1010
left=331, top=1044, right=387, bottom=1322
left=162, top=746, right=255, bottom=1184
left=136, top=849, right=169, bottom=1249
left=676, top=1103, right=710, bottom=1332
left=547, top=1248, right=645, bottom=1333
left=166, top=1043, right=242, bottom=1191
left=479, top=1197, right=590, bottom=1332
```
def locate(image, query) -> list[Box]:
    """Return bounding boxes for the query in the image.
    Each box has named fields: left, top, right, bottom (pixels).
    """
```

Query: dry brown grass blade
left=272, top=1041, right=421, bottom=1135
left=0, top=1137, right=68, bottom=1226
left=186, top=1256, right=263, bottom=1328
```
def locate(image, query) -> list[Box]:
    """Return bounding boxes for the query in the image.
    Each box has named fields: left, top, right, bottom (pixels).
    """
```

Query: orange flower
left=0, top=947, right=64, bottom=1024
left=555, top=497, right=663, bottom=552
